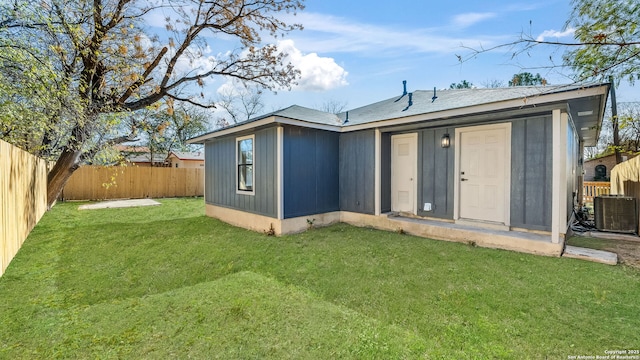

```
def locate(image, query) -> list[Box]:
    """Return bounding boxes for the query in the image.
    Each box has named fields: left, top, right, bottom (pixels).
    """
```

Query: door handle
left=461, top=178, right=468, bottom=181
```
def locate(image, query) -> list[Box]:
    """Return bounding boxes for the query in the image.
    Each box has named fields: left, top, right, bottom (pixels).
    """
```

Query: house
left=113, top=144, right=168, bottom=167
left=584, top=152, right=638, bottom=181
left=166, top=151, right=205, bottom=168
left=188, top=83, right=610, bottom=256
left=126, top=153, right=168, bottom=167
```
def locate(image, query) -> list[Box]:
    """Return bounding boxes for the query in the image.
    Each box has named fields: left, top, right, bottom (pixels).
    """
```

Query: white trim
left=189, top=116, right=342, bottom=143
left=560, top=112, right=569, bottom=243
left=276, top=126, right=284, bottom=219
left=453, top=131, right=460, bottom=220
left=551, top=110, right=568, bottom=244
left=235, top=134, right=255, bottom=196
left=374, top=129, right=381, bottom=216
left=390, top=133, right=418, bottom=215
left=454, top=122, right=511, bottom=226
left=504, top=124, right=512, bottom=227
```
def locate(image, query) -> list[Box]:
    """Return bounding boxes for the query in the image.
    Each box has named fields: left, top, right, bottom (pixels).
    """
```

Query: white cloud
left=278, top=39, right=348, bottom=91
left=281, top=12, right=505, bottom=56
left=536, top=28, right=575, bottom=42
left=169, top=46, right=217, bottom=78
left=452, top=12, right=497, bottom=28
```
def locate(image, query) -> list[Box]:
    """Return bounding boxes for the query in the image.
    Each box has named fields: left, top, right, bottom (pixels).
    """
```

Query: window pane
left=238, top=164, right=253, bottom=191
left=238, top=139, right=253, bottom=164
left=237, top=137, right=254, bottom=192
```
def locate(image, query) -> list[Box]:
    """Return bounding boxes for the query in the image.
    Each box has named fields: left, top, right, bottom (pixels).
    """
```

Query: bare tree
left=316, top=98, right=348, bottom=114
left=480, top=79, right=505, bottom=88
left=216, top=85, right=265, bottom=124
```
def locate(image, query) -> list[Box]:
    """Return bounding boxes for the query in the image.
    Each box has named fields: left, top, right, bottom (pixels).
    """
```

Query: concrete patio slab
left=78, top=199, right=161, bottom=210
left=562, top=245, right=618, bottom=265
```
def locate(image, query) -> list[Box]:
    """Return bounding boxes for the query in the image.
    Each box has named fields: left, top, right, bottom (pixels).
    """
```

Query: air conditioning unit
left=594, top=195, right=637, bottom=234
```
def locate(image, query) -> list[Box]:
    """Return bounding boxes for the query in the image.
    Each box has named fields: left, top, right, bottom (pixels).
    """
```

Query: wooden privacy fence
left=60, top=166, right=204, bottom=201
left=0, top=140, right=48, bottom=276
left=583, top=181, right=610, bottom=203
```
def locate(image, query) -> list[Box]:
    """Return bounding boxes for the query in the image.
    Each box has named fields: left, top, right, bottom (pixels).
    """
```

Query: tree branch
left=117, top=46, right=168, bottom=105
left=166, top=93, right=217, bottom=109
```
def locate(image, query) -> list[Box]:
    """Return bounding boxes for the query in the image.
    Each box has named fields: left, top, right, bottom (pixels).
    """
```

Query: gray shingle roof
left=337, top=84, right=598, bottom=126
left=272, top=105, right=343, bottom=126
left=188, top=83, right=608, bottom=143
left=228, top=105, right=342, bottom=129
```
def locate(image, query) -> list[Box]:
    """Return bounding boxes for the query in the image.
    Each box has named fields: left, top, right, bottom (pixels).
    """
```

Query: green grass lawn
left=1, top=198, right=639, bottom=359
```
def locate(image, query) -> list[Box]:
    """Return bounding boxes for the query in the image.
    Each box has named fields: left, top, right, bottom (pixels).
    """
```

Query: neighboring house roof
left=113, top=144, right=151, bottom=153
left=188, top=83, right=609, bottom=146
left=127, top=153, right=167, bottom=163
left=167, top=151, right=205, bottom=161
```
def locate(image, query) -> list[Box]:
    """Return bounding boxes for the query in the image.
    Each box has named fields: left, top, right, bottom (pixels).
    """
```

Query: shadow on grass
left=55, top=216, right=261, bottom=305
left=57, top=271, right=428, bottom=359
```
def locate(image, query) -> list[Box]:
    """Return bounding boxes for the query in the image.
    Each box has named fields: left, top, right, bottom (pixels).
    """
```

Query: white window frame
left=236, top=134, right=255, bottom=195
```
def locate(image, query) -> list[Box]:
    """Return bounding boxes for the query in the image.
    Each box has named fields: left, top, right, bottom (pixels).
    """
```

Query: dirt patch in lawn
left=568, top=233, right=640, bottom=269
left=601, top=239, right=640, bottom=268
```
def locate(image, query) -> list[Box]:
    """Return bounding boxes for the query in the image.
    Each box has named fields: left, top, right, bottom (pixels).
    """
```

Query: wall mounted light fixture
left=441, top=133, right=450, bottom=148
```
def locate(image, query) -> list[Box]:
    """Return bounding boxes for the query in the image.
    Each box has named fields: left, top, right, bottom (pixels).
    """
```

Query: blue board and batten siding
left=417, top=128, right=455, bottom=219
left=380, top=133, right=392, bottom=213
left=204, top=127, right=277, bottom=218
left=202, top=114, right=555, bottom=232
left=283, top=126, right=339, bottom=218
left=391, top=116, right=554, bottom=230
left=339, top=130, right=376, bottom=214
left=510, top=115, right=553, bottom=231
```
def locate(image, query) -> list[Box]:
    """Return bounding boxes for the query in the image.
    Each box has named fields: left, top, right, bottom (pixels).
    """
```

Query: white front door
left=458, top=125, right=510, bottom=223
left=391, top=133, right=417, bottom=214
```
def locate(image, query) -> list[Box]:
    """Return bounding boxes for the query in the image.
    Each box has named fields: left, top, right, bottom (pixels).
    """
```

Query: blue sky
left=246, top=0, right=638, bottom=112
left=145, top=0, right=638, bottom=116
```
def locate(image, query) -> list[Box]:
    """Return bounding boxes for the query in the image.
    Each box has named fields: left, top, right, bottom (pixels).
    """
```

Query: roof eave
left=187, top=115, right=342, bottom=143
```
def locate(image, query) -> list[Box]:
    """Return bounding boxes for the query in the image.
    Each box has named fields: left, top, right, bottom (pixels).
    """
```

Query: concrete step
left=562, top=245, right=618, bottom=265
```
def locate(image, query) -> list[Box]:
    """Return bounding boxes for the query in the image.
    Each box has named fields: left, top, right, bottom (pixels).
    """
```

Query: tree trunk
left=609, top=76, right=622, bottom=164
left=47, top=147, right=82, bottom=208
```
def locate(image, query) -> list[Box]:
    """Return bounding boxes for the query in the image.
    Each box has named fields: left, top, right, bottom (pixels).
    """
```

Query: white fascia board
left=275, top=117, right=342, bottom=132
left=187, top=116, right=341, bottom=143
left=342, top=85, right=610, bottom=133
left=188, top=117, right=277, bottom=143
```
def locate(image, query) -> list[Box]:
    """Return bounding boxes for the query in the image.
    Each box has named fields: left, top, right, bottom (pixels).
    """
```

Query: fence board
left=0, top=140, right=48, bottom=276
left=61, top=166, right=204, bottom=201
left=583, top=181, right=611, bottom=203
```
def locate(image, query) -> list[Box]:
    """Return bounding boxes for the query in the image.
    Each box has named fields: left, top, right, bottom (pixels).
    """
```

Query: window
left=237, top=135, right=254, bottom=193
